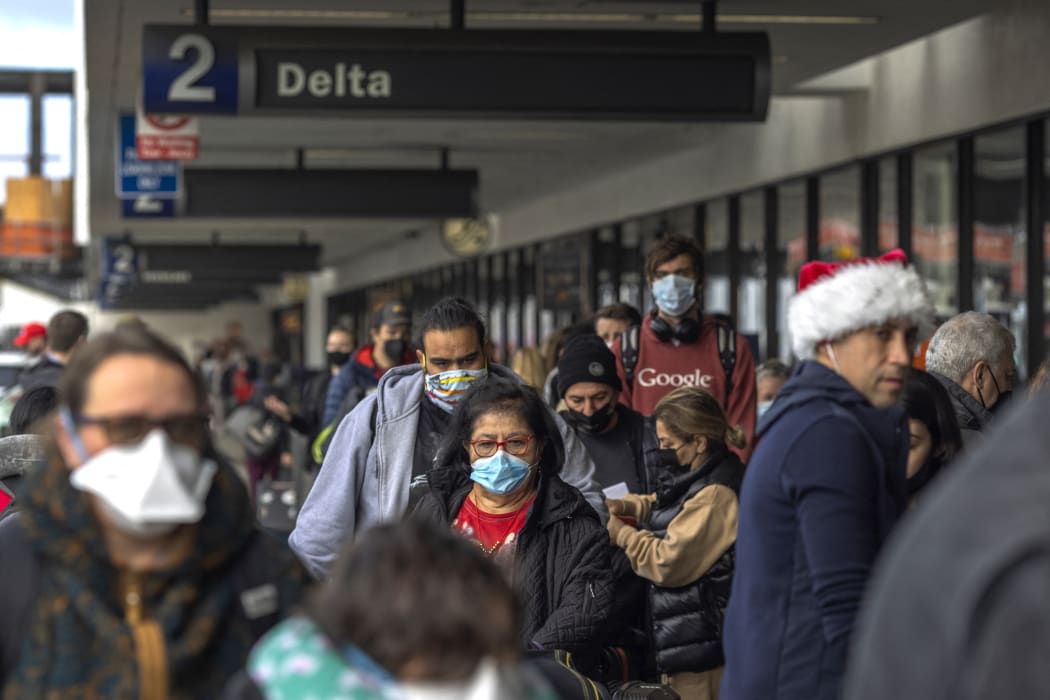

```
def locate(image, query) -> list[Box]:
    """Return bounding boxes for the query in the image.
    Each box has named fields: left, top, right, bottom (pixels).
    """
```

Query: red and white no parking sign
left=136, top=105, right=199, bottom=160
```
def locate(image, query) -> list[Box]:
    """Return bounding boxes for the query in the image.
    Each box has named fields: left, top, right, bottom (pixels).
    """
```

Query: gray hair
left=925, top=311, right=1015, bottom=383
left=756, top=359, right=791, bottom=382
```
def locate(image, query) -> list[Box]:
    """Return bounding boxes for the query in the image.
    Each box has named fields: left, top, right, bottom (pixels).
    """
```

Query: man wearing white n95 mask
left=0, top=327, right=307, bottom=698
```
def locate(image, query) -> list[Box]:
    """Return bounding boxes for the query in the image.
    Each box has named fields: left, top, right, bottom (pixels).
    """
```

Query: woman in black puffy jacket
left=606, top=386, right=745, bottom=700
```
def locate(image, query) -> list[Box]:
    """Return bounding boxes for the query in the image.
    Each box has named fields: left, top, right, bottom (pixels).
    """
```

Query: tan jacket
left=610, top=485, right=738, bottom=588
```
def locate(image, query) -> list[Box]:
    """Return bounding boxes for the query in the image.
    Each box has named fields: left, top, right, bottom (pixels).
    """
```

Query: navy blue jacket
left=321, top=346, right=382, bottom=427
left=720, top=361, right=908, bottom=700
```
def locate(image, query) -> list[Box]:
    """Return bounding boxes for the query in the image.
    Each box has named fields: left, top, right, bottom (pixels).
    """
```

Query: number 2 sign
left=143, top=26, right=239, bottom=114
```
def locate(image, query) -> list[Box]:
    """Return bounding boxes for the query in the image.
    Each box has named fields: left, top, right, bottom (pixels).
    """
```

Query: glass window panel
left=620, top=222, right=643, bottom=311
left=739, top=191, right=766, bottom=359
left=595, top=227, right=620, bottom=308
left=913, top=141, right=959, bottom=320
left=490, top=255, right=506, bottom=364
left=879, top=158, right=899, bottom=252
left=820, top=165, right=860, bottom=261
left=0, top=96, right=29, bottom=206
left=704, top=199, right=730, bottom=315
left=975, top=127, right=1026, bottom=376
left=43, top=95, right=72, bottom=179
left=507, top=250, right=521, bottom=356
left=663, top=205, right=695, bottom=239
left=777, top=181, right=807, bottom=362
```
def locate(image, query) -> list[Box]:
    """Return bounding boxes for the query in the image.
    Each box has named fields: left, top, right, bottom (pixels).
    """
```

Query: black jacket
left=17, top=357, right=64, bottom=393
left=648, top=448, right=743, bottom=675
left=412, top=464, right=615, bottom=652
left=929, top=371, right=991, bottom=447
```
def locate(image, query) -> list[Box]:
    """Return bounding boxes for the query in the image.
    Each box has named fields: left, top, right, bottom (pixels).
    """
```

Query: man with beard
left=721, top=250, right=934, bottom=700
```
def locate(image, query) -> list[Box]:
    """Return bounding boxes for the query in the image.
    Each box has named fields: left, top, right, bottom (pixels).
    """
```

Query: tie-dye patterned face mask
left=423, top=367, right=488, bottom=413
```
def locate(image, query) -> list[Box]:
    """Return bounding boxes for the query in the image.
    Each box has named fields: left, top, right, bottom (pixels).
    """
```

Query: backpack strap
left=619, top=324, right=642, bottom=390
left=311, top=386, right=370, bottom=464
left=711, top=313, right=738, bottom=403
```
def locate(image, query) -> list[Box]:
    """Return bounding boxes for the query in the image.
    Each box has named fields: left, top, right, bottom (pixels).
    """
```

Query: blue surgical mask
left=652, top=274, right=697, bottom=317
left=757, top=400, right=773, bottom=419
left=470, top=450, right=534, bottom=495
left=424, top=367, right=488, bottom=413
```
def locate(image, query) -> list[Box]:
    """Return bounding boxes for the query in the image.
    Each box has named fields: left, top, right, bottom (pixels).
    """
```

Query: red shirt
left=356, top=344, right=416, bottom=381
left=612, top=314, right=756, bottom=461
left=453, top=493, right=535, bottom=557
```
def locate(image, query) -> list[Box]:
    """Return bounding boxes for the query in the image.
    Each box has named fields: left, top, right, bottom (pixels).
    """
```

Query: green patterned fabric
left=248, top=617, right=562, bottom=700
left=249, top=617, right=399, bottom=700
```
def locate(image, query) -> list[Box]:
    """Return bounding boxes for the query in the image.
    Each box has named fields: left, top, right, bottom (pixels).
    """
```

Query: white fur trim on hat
left=788, top=261, right=934, bottom=360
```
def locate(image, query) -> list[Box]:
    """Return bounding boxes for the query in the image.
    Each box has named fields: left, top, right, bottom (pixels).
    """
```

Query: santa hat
left=788, top=249, right=934, bottom=360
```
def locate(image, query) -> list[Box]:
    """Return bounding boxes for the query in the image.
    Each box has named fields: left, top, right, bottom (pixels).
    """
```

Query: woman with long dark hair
left=412, top=377, right=614, bottom=652
left=901, top=368, right=963, bottom=497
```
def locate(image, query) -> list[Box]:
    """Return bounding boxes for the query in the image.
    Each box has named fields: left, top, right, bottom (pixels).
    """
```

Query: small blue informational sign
left=99, top=235, right=140, bottom=308
left=116, top=114, right=180, bottom=197
left=142, top=26, right=239, bottom=115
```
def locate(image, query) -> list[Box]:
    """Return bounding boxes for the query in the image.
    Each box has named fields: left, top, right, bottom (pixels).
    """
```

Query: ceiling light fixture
left=182, top=8, right=879, bottom=26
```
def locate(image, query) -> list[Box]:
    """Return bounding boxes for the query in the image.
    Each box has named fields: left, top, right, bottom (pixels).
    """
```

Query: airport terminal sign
left=143, top=25, right=770, bottom=121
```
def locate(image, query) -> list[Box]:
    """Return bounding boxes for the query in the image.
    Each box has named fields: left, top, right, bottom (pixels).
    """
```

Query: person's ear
left=416, top=349, right=426, bottom=368
left=972, top=361, right=988, bottom=389
left=483, top=339, right=495, bottom=362
left=695, top=435, right=709, bottom=456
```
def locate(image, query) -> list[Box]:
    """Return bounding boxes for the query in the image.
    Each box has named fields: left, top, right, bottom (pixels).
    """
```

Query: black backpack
left=619, top=314, right=738, bottom=403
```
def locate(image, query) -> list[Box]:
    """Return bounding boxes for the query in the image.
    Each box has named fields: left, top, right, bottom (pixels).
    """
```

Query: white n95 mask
left=69, top=428, right=217, bottom=537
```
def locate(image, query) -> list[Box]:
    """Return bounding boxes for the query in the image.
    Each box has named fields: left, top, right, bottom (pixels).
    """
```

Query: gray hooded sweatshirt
left=289, top=363, right=607, bottom=579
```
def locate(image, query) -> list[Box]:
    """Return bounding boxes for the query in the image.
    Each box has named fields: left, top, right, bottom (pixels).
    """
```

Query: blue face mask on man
left=652, top=274, right=697, bottom=317
left=469, top=450, right=535, bottom=495
left=757, top=400, right=773, bottom=419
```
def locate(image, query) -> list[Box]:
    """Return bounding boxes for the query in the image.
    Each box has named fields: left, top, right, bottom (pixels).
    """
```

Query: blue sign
left=143, top=26, right=239, bottom=115
left=99, top=236, right=140, bottom=308
left=122, top=196, right=176, bottom=218
left=101, top=236, right=140, bottom=281
left=116, top=115, right=180, bottom=197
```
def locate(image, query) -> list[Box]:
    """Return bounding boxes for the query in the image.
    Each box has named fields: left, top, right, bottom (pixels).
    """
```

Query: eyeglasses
left=75, top=412, right=209, bottom=448
left=468, top=435, right=536, bottom=458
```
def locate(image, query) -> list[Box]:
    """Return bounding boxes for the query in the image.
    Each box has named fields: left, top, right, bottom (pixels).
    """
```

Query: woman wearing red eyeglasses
left=412, top=377, right=614, bottom=654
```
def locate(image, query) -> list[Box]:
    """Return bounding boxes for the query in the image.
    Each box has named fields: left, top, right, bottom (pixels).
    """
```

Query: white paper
left=602, top=482, right=629, bottom=499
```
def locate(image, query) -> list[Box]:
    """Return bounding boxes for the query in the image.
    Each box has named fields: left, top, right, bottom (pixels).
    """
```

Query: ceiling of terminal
left=85, top=0, right=994, bottom=268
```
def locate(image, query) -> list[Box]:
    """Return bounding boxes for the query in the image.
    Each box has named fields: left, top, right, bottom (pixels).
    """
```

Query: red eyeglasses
left=468, top=435, right=536, bottom=458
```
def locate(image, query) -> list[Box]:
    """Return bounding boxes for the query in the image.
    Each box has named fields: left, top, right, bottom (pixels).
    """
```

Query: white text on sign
left=276, top=62, right=392, bottom=99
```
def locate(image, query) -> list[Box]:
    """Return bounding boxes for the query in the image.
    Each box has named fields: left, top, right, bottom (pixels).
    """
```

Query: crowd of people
left=0, top=234, right=1046, bottom=699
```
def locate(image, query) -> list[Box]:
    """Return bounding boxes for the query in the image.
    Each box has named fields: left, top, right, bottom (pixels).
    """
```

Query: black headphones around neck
left=649, top=310, right=700, bottom=343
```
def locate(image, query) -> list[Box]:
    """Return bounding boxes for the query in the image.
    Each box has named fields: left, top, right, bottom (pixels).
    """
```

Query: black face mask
left=565, top=404, right=616, bottom=434
left=977, top=367, right=1013, bottom=415
left=381, top=339, right=407, bottom=362
left=326, top=350, right=351, bottom=368
left=654, top=447, right=690, bottom=473
left=990, top=389, right=1013, bottom=415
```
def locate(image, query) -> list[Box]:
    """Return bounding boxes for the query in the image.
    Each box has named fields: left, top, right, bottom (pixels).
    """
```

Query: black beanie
left=557, top=334, right=621, bottom=397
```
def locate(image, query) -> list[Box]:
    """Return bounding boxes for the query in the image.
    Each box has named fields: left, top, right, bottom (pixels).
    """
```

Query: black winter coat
left=412, top=464, right=615, bottom=652
left=648, top=449, right=743, bottom=675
